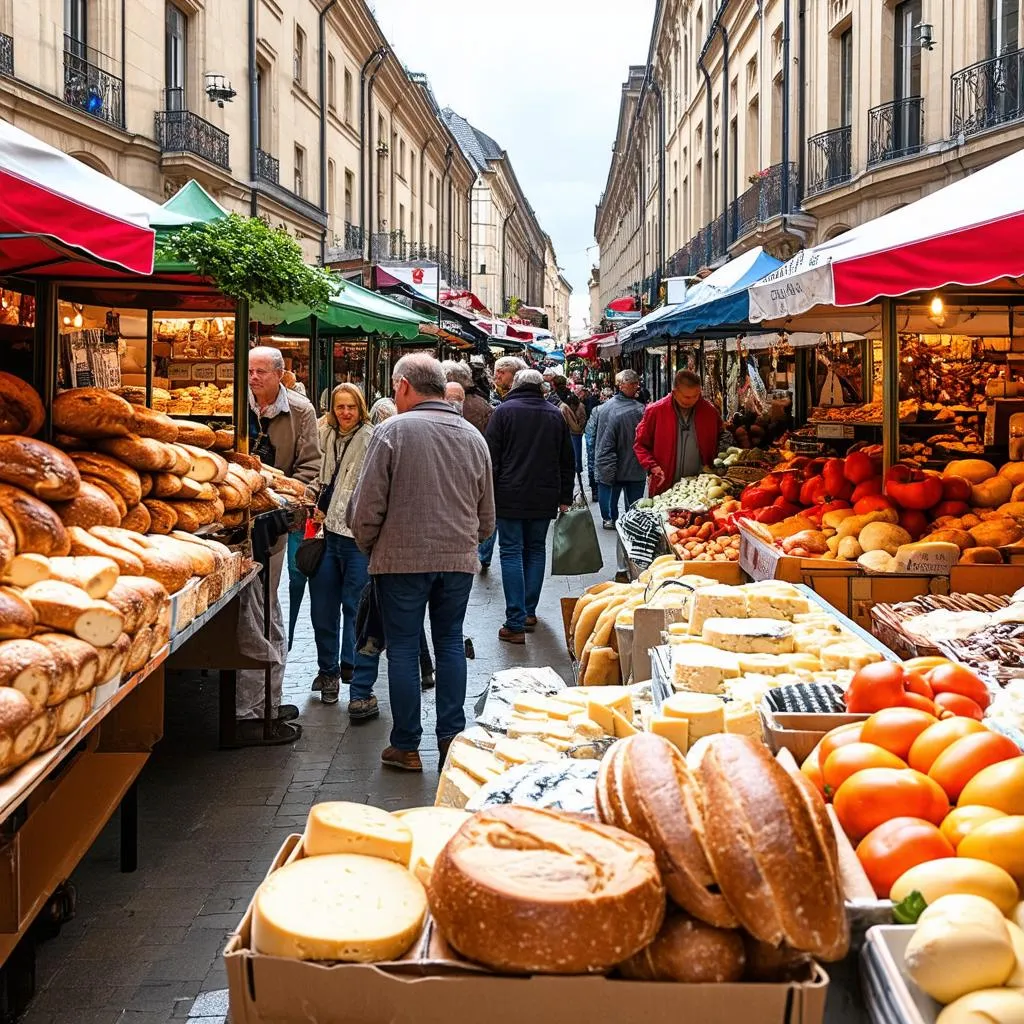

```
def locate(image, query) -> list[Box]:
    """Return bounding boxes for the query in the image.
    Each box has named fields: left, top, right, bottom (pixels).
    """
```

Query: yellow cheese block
left=304, top=802, right=413, bottom=865
left=448, top=741, right=507, bottom=783
left=506, top=716, right=572, bottom=741
left=568, top=711, right=607, bottom=740
left=252, top=854, right=427, bottom=961
left=512, top=693, right=581, bottom=720
left=393, top=807, right=471, bottom=886
left=586, top=700, right=636, bottom=738
left=558, top=686, right=633, bottom=718
left=650, top=714, right=690, bottom=753
left=660, top=691, right=725, bottom=741
left=583, top=646, right=621, bottom=686
left=493, top=736, right=563, bottom=765
left=724, top=703, right=763, bottom=741
left=435, top=766, right=482, bottom=809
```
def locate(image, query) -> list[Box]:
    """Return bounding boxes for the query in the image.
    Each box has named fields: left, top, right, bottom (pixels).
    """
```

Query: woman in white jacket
left=308, top=383, right=374, bottom=705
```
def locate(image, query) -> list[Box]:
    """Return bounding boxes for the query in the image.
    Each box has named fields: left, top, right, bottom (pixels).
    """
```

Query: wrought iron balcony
left=63, top=35, right=123, bottom=128
left=806, top=124, right=852, bottom=197
left=155, top=90, right=229, bottom=170
left=952, top=46, right=1024, bottom=138
left=0, top=32, right=12, bottom=77
left=324, top=223, right=364, bottom=262
left=255, top=148, right=279, bottom=185
left=370, top=230, right=406, bottom=261
left=867, top=96, right=923, bottom=167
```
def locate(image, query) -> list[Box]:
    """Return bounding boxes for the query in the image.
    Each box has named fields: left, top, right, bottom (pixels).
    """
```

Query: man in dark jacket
left=485, top=368, right=574, bottom=644
left=594, top=369, right=646, bottom=530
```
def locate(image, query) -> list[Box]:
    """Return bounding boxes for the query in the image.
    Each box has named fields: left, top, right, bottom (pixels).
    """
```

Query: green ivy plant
left=156, top=213, right=336, bottom=309
left=505, top=295, right=522, bottom=317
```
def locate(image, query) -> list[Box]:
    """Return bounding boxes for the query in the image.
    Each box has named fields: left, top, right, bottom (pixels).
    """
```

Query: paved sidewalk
left=20, top=504, right=619, bottom=1024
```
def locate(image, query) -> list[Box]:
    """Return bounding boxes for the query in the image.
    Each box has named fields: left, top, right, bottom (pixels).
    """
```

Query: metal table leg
left=119, top=781, right=138, bottom=874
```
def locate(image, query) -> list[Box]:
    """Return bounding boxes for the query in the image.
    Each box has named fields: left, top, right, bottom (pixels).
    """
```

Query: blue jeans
left=308, top=531, right=371, bottom=675
left=378, top=572, right=474, bottom=751
left=570, top=433, right=583, bottom=475
left=599, top=480, right=646, bottom=523
left=497, top=517, right=550, bottom=632
left=286, top=530, right=307, bottom=649
left=349, top=626, right=435, bottom=702
left=585, top=435, right=597, bottom=489
left=478, top=531, right=496, bottom=566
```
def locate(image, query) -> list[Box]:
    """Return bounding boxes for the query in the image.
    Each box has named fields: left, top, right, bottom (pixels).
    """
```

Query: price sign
left=168, top=363, right=191, bottom=381
left=816, top=423, right=855, bottom=439
left=192, top=363, right=217, bottom=381
left=739, top=530, right=780, bottom=580
left=216, top=362, right=234, bottom=381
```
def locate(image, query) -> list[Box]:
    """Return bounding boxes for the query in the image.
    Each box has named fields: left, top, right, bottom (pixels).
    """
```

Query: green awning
left=252, top=279, right=429, bottom=340
left=160, top=180, right=228, bottom=224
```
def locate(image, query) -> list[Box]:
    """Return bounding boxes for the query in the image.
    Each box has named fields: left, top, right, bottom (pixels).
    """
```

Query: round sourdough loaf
left=619, top=912, right=746, bottom=983
left=0, top=483, right=70, bottom=556
left=53, top=388, right=134, bottom=439
left=53, top=479, right=123, bottom=529
left=0, top=436, right=80, bottom=500
left=697, top=735, right=849, bottom=960
left=129, top=405, right=179, bottom=443
left=428, top=805, right=665, bottom=974
left=0, top=372, right=45, bottom=437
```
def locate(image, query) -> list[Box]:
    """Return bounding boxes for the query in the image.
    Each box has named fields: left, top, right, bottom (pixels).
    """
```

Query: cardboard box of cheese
left=224, top=834, right=828, bottom=1024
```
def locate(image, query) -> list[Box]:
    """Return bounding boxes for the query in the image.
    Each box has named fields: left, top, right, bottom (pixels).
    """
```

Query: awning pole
left=881, top=297, right=898, bottom=473
left=235, top=298, right=250, bottom=454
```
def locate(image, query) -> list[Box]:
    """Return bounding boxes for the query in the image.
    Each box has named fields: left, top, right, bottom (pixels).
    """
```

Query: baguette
left=151, top=472, right=184, bottom=499
left=0, top=372, right=45, bottom=437
left=0, top=687, right=44, bottom=774
left=138, top=472, right=153, bottom=499
left=52, top=480, right=123, bottom=530
left=55, top=691, right=93, bottom=738
left=120, top=504, right=151, bottom=534
left=0, top=638, right=56, bottom=711
left=179, top=443, right=228, bottom=483
left=212, top=429, right=235, bottom=451
left=227, top=450, right=262, bottom=472
left=0, top=483, right=70, bottom=556
left=52, top=387, right=134, bottom=440
left=87, top=531, right=191, bottom=594
left=3, top=553, right=51, bottom=589
left=0, top=586, right=37, bottom=639
left=45, top=556, right=120, bottom=599
left=67, top=526, right=145, bottom=576
left=67, top=453, right=142, bottom=506
left=166, top=444, right=194, bottom=476
left=142, top=499, right=177, bottom=534
left=32, top=633, right=98, bottom=697
left=79, top=476, right=129, bottom=520
left=20, top=580, right=124, bottom=648
left=173, top=420, right=217, bottom=449
left=129, top=405, right=179, bottom=443
left=145, top=535, right=216, bottom=576
left=176, top=477, right=205, bottom=501
left=217, top=479, right=251, bottom=511
left=96, top=435, right=176, bottom=472
left=0, top=436, right=80, bottom=500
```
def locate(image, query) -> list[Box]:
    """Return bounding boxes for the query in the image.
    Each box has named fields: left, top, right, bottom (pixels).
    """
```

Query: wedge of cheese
left=393, top=807, right=470, bottom=885
left=304, top=802, right=412, bottom=864
left=820, top=643, right=883, bottom=671
left=701, top=617, right=795, bottom=655
left=724, top=702, right=763, bottom=740
left=506, top=716, right=573, bottom=742
left=687, top=584, right=748, bottom=634
left=448, top=740, right=508, bottom=783
left=558, top=686, right=633, bottom=718
left=671, top=643, right=741, bottom=694
left=493, top=736, right=563, bottom=765
left=512, top=692, right=582, bottom=720
left=586, top=699, right=637, bottom=738
left=660, top=691, right=725, bottom=741
left=650, top=714, right=689, bottom=753
left=435, top=766, right=482, bottom=809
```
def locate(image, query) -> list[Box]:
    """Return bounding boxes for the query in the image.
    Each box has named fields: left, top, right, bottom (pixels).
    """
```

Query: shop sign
left=385, top=263, right=439, bottom=302
left=192, top=363, right=217, bottom=381
left=216, top=363, right=234, bottom=381
left=168, top=363, right=191, bottom=380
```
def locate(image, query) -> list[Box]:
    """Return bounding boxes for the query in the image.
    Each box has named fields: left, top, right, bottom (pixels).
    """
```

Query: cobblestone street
left=20, top=511, right=618, bottom=1024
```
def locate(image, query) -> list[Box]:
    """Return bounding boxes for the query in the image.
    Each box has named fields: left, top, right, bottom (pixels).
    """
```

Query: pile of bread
left=250, top=735, right=847, bottom=983
left=50, top=386, right=307, bottom=532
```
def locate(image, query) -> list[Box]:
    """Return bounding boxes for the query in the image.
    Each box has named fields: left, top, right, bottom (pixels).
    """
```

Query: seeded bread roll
left=0, top=483, right=70, bottom=556
left=67, top=526, right=144, bottom=576
left=53, top=387, right=134, bottom=439
left=0, top=586, right=37, bottom=640
left=0, top=372, right=45, bottom=437
left=129, top=405, right=179, bottom=443
left=32, top=633, right=99, bottom=697
left=53, top=479, right=123, bottom=530
left=120, top=504, right=151, bottom=534
left=173, top=420, right=217, bottom=449
left=96, top=435, right=176, bottom=473
left=67, top=453, right=143, bottom=506
left=619, top=912, right=746, bottom=983
left=0, top=638, right=56, bottom=711
left=0, top=436, right=81, bottom=500
left=143, top=499, right=178, bottom=535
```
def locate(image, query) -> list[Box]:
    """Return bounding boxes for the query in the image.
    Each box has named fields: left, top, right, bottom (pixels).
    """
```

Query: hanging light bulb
left=62, top=315, right=72, bottom=326
left=72, top=312, right=83, bottom=328
left=930, top=296, right=944, bottom=317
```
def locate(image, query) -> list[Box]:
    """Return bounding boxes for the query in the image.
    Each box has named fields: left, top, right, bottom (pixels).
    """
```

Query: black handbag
left=355, top=578, right=384, bottom=656
left=295, top=534, right=326, bottom=578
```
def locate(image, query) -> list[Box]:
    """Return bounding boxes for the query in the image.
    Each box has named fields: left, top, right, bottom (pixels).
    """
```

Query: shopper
left=369, top=397, right=396, bottom=425
left=634, top=369, right=727, bottom=496
left=493, top=355, right=526, bottom=399
left=444, top=360, right=492, bottom=434
left=444, top=381, right=465, bottom=412
left=348, top=353, right=494, bottom=771
left=542, top=367, right=561, bottom=406
left=485, top=368, right=573, bottom=644
left=469, top=357, right=497, bottom=408
left=553, top=375, right=588, bottom=475
left=584, top=387, right=612, bottom=502
left=594, top=369, right=646, bottom=530
left=237, top=346, right=321, bottom=745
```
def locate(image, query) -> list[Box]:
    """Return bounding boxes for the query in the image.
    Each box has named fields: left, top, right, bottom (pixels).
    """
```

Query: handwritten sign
left=817, top=423, right=855, bottom=439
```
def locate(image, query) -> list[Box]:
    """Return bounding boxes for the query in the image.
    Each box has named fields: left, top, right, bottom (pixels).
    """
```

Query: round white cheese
left=936, top=989, right=1024, bottom=1024
left=252, top=854, right=427, bottom=962
left=304, top=801, right=413, bottom=864
left=394, top=806, right=471, bottom=885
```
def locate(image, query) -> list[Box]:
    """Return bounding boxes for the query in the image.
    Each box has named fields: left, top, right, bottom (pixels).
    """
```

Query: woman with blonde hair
left=308, top=383, right=375, bottom=706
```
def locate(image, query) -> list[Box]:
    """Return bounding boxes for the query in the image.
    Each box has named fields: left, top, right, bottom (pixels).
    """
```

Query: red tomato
left=941, top=476, right=973, bottom=502
left=901, top=691, right=938, bottom=716
left=844, top=662, right=908, bottom=714
left=927, top=664, right=991, bottom=710
left=833, top=767, right=949, bottom=842
left=928, top=731, right=1022, bottom=801
left=907, top=717, right=990, bottom=774
left=904, top=673, right=934, bottom=699
left=860, top=708, right=938, bottom=760
left=856, top=818, right=955, bottom=898
left=898, top=509, right=930, bottom=540
left=933, top=692, right=984, bottom=721
left=822, top=743, right=907, bottom=797
left=853, top=495, right=895, bottom=515
left=818, top=722, right=865, bottom=768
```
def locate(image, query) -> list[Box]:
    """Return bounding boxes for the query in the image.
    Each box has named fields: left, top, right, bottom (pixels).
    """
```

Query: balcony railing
left=155, top=89, right=229, bottom=170
left=0, top=32, right=12, bottom=77
left=324, top=223, right=365, bottom=262
left=63, top=35, right=123, bottom=128
left=370, top=230, right=406, bottom=262
left=806, top=124, right=852, bottom=197
left=951, top=46, right=1024, bottom=138
left=867, top=96, right=923, bottom=167
left=255, top=148, right=279, bottom=185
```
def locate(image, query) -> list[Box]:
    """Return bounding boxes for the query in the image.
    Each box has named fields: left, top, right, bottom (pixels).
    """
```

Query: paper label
left=216, top=362, right=234, bottom=381
left=739, top=530, right=780, bottom=580
left=168, top=363, right=191, bottom=381
left=817, top=423, right=855, bottom=439
left=192, top=363, right=217, bottom=381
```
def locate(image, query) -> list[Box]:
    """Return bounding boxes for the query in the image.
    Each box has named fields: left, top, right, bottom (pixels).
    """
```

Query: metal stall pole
left=309, top=314, right=320, bottom=412
left=881, top=298, right=899, bottom=473
left=234, top=298, right=251, bottom=453
left=34, top=281, right=57, bottom=439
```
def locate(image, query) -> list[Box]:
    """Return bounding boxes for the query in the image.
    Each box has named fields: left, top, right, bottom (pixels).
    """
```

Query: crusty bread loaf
left=166, top=444, right=193, bottom=476
left=143, top=499, right=178, bottom=534
left=0, top=687, right=44, bottom=775
left=8, top=712, right=48, bottom=771
left=45, top=556, right=120, bottom=599
left=37, top=709, right=60, bottom=754
left=169, top=531, right=231, bottom=566
left=218, top=478, right=251, bottom=511
left=138, top=472, right=153, bottom=499
left=212, top=429, right=235, bottom=451
left=250, top=489, right=281, bottom=514
left=0, top=436, right=80, bottom=500
left=175, top=476, right=204, bottom=500
left=79, top=476, right=129, bottom=520
left=227, top=450, right=262, bottom=472
left=619, top=912, right=746, bottom=983
left=179, top=443, right=228, bottom=483
left=743, top=936, right=814, bottom=982
left=0, top=512, right=16, bottom=579
left=0, top=483, right=70, bottom=556
left=126, top=624, right=155, bottom=673
left=697, top=735, right=849, bottom=961
left=0, top=638, right=56, bottom=711
left=86, top=525, right=147, bottom=555
left=220, top=510, right=245, bottom=529
left=146, top=535, right=216, bottom=577
left=53, top=479, right=123, bottom=530
left=53, top=387, right=134, bottom=439
left=129, top=405, right=178, bottom=443
left=20, top=580, right=124, bottom=648
left=428, top=805, right=665, bottom=974
left=35, top=634, right=75, bottom=706
left=87, top=529, right=191, bottom=594
left=120, top=504, right=151, bottom=534
left=151, top=472, right=184, bottom=499
left=600, top=734, right=739, bottom=929
left=32, top=633, right=98, bottom=697
left=102, top=578, right=150, bottom=633
left=99, top=632, right=132, bottom=683
left=67, top=526, right=144, bottom=576
left=55, top=691, right=93, bottom=738
left=173, top=420, right=217, bottom=449
left=54, top=432, right=89, bottom=451
left=0, top=373, right=45, bottom=437
left=0, top=585, right=37, bottom=639
left=69, top=453, right=143, bottom=506
left=3, top=553, right=51, bottom=589
left=96, top=435, right=176, bottom=473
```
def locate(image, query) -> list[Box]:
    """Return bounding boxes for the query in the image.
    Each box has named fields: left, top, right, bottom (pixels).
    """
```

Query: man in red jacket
left=633, top=370, right=726, bottom=496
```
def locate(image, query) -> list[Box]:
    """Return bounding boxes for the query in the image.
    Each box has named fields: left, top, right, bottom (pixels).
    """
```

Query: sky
left=369, top=0, right=656, bottom=338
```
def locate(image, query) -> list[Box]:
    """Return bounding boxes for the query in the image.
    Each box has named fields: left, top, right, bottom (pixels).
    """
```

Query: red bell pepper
left=851, top=477, right=883, bottom=502
left=822, top=459, right=848, bottom=496
left=740, top=487, right=776, bottom=511
left=749, top=506, right=789, bottom=524
left=758, top=473, right=782, bottom=495
left=771, top=499, right=803, bottom=517
left=941, top=476, right=972, bottom=502
left=778, top=472, right=803, bottom=504
left=843, top=451, right=877, bottom=485
left=800, top=476, right=827, bottom=506
left=802, top=458, right=827, bottom=480
left=885, top=468, right=944, bottom=510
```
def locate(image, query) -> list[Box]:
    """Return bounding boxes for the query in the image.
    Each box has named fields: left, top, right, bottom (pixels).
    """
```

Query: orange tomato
left=856, top=817, right=955, bottom=898
left=903, top=672, right=934, bottom=699
left=958, top=756, right=1024, bottom=814
left=907, top=717, right=989, bottom=774
left=940, top=805, right=1008, bottom=849
left=933, top=692, right=984, bottom=721
left=800, top=746, right=826, bottom=798
left=901, top=692, right=937, bottom=715
left=818, top=722, right=865, bottom=768
left=833, top=767, right=949, bottom=842
left=861, top=707, right=938, bottom=760
left=927, top=663, right=991, bottom=710
left=822, top=743, right=906, bottom=797
left=928, top=731, right=1022, bottom=801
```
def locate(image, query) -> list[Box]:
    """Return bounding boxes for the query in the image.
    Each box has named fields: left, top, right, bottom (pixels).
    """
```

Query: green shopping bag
left=551, top=475, right=604, bottom=576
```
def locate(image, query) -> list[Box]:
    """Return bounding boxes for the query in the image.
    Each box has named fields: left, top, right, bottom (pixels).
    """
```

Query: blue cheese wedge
left=701, top=617, right=795, bottom=654
left=687, top=585, right=748, bottom=634
left=670, top=642, right=742, bottom=693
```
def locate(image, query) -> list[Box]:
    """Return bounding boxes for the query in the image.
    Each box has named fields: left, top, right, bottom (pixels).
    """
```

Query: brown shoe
left=498, top=626, right=526, bottom=645
left=524, top=616, right=538, bottom=633
left=381, top=746, right=423, bottom=772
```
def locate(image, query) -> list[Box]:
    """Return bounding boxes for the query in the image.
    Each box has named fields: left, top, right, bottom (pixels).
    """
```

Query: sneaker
left=321, top=678, right=340, bottom=705
left=231, top=719, right=302, bottom=747
left=420, top=671, right=435, bottom=690
left=464, top=637, right=475, bottom=659
left=276, top=704, right=300, bottom=723
left=524, top=616, right=538, bottom=633
left=601, top=520, right=616, bottom=530
left=311, top=670, right=338, bottom=693
left=381, top=746, right=423, bottom=772
left=498, top=626, right=526, bottom=645
left=347, top=696, right=380, bottom=721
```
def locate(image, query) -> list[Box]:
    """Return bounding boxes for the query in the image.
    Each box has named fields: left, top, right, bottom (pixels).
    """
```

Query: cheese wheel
left=252, top=854, right=427, bottom=961
left=304, top=801, right=413, bottom=864
left=394, top=807, right=472, bottom=885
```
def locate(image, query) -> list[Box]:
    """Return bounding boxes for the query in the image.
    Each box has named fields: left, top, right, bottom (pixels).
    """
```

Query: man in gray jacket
left=348, top=353, right=495, bottom=772
left=594, top=369, right=646, bottom=530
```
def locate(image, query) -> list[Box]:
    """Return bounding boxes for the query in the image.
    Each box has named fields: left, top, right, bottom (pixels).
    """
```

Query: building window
left=165, top=2, right=187, bottom=109
left=65, top=0, right=87, bottom=53
left=399, top=139, right=406, bottom=178
left=343, top=69, right=353, bottom=123
left=327, top=159, right=335, bottom=215
left=990, top=0, right=1020, bottom=54
left=839, top=28, right=853, bottom=126
left=344, top=169, right=353, bottom=223
left=410, top=148, right=416, bottom=192
left=255, top=63, right=266, bottom=149
left=294, top=144, right=305, bottom=197
left=428, top=171, right=435, bottom=206
left=327, top=54, right=336, bottom=110
left=399, top=203, right=406, bottom=236
left=293, top=25, right=305, bottom=86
